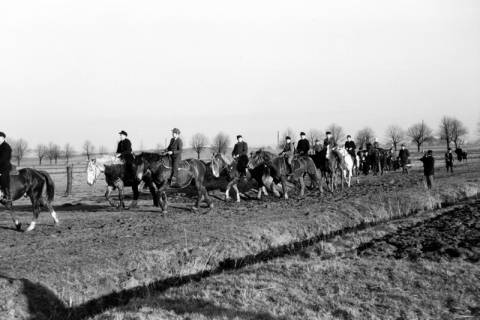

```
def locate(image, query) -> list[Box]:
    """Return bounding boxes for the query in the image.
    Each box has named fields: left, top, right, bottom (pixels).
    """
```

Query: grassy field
left=0, top=151, right=479, bottom=319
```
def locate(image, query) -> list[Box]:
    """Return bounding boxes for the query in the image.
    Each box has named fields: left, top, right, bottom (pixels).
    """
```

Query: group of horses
left=85, top=147, right=369, bottom=214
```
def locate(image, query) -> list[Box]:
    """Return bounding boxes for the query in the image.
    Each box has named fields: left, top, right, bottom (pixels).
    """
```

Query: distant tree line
left=6, top=115, right=472, bottom=166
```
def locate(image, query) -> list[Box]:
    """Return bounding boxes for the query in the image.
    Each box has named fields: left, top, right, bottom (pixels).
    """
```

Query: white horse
left=336, top=148, right=359, bottom=187
left=86, top=155, right=141, bottom=208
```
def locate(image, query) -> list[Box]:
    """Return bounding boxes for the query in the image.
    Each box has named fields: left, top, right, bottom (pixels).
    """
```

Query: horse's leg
left=5, top=201, right=21, bottom=231
left=105, top=185, right=115, bottom=207
left=148, top=183, right=159, bottom=207
left=161, top=191, right=168, bottom=212
left=281, top=177, right=289, bottom=200
left=115, top=180, right=125, bottom=209
left=262, top=186, right=269, bottom=196
left=299, top=176, right=305, bottom=198
left=26, top=197, right=40, bottom=232
left=40, top=197, right=59, bottom=225
left=232, top=184, right=241, bottom=202
left=130, top=183, right=139, bottom=208
left=225, top=179, right=237, bottom=201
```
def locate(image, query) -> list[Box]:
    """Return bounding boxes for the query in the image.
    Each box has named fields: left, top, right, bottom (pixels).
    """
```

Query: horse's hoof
left=209, top=203, right=214, bottom=209
left=15, top=223, right=22, bottom=231
left=26, top=222, right=36, bottom=232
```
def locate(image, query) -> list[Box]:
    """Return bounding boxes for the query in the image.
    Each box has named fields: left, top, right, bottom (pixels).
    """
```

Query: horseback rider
left=323, top=131, right=336, bottom=159
left=313, top=139, right=323, bottom=155
left=0, top=132, right=12, bottom=207
left=296, top=132, right=310, bottom=156
left=232, top=135, right=249, bottom=177
left=116, top=130, right=135, bottom=179
left=344, top=135, right=356, bottom=160
left=279, top=136, right=295, bottom=173
left=167, top=128, right=183, bottom=187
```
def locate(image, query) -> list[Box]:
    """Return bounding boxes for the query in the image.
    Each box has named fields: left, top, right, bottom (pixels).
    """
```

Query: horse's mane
left=138, top=152, right=166, bottom=162
left=91, top=155, right=123, bottom=169
left=253, top=149, right=276, bottom=161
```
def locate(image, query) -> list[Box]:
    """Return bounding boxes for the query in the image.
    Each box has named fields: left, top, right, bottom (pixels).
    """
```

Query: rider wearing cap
left=0, top=132, right=12, bottom=206
left=167, top=128, right=183, bottom=187
left=344, top=135, right=356, bottom=159
left=296, top=132, right=310, bottom=156
left=232, top=135, right=249, bottom=177
left=279, top=136, right=295, bottom=172
left=323, top=131, right=336, bottom=159
left=116, top=130, right=134, bottom=179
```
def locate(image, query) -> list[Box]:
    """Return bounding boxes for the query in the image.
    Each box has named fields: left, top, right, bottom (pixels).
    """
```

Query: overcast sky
left=1, top=0, right=479, bottom=151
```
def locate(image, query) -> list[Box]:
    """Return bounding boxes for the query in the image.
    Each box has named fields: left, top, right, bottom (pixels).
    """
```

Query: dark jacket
left=167, top=137, right=183, bottom=158
left=116, top=139, right=132, bottom=154
left=313, top=144, right=323, bottom=155
left=445, top=152, right=453, bottom=163
left=420, top=155, right=435, bottom=176
left=323, top=137, right=336, bottom=149
left=345, top=141, right=356, bottom=154
left=232, top=141, right=248, bottom=157
left=296, top=139, right=310, bottom=155
left=0, top=141, right=12, bottom=172
left=279, top=141, right=295, bottom=156
left=398, top=149, right=410, bottom=164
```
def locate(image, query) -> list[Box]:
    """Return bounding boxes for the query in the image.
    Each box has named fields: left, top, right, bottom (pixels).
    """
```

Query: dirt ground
left=0, top=156, right=479, bottom=319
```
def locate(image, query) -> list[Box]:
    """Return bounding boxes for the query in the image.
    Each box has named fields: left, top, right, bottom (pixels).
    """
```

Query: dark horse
left=87, top=156, right=143, bottom=209
left=1, top=168, right=58, bottom=232
left=135, top=152, right=213, bottom=213
left=455, top=148, right=468, bottom=162
left=248, top=150, right=322, bottom=199
left=310, top=149, right=344, bottom=192
left=211, top=153, right=281, bottom=202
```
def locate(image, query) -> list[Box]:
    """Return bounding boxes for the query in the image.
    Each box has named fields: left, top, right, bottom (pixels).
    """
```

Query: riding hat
left=347, top=135, right=351, bottom=138
left=300, top=132, right=306, bottom=136
left=237, top=135, right=243, bottom=139
left=119, top=130, right=128, bottom=136
left=326, top=131, right=332, bottom=135
left=285, top=136, right=291, bottom=140
left=172, top=128, right=181, bottom=134
left=0, top=132, right=5, bottom=138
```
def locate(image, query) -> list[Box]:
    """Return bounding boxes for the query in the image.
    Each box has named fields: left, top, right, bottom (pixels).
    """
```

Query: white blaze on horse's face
left=86, top=160, right=99, bottom=186
left=136, top=163, right=144, bottom=181
left=211, top=157, right=220, bottom=178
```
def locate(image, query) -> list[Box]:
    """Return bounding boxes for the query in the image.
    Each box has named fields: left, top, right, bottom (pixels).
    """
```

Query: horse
left=86, top=155, right=142, bottom=209
left=211, top=153, right=280, bottom=202
left=0, top=168, right=58, bottom=232
left=455, top=148, right=468, bottom=162
left=311, top=148, right=344, bottom=192
left=248, top=150, right=322, bottom=199
left=336, top=148, right=359, bottom=187
left=134, top=152, right=213, bottom=213
left=367, top=148, right=383, bottom=175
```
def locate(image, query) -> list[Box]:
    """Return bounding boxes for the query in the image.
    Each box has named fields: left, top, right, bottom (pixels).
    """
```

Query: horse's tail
left=38, top=170, right=55, bottom=202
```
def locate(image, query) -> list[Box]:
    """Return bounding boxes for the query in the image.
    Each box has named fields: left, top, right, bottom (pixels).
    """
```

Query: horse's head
left=86, top=159, right=102, bottom=186
left=133, top=154, right=146, bottom=181
left=211, top=153, right=228, bottom=178
left=248, top=149, right=267, bottom=169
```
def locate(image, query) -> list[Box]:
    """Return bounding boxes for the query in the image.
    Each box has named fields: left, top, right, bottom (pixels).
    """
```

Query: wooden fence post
left=66, top=165, right=73, bottom=196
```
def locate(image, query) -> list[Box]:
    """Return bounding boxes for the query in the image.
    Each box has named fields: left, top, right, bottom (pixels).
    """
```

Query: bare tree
left=386, top=125, right=405, bottom=151
left=212, top=132, right=230, bottom=155
left=47, top=143, right=61, bottom=164
left=407, top=121, right=433, bottom=152
left=191, top=133, right=209, bottom=159
left=11, top=139, right=29, bottom=166
left=307, top=129, right=322, bottom=146
left=83, top=140, right=95, bottom=160
left=356, top=127, right=375, bottom=149
left=64, top=143, right=76, bottom=164
left=98, top=145, right=109, bottom=155
left=35, top=144, right=48, bottom=165
left=439, top=116, right=467, bottom=149
left=451, top=118, right=468, bottom=148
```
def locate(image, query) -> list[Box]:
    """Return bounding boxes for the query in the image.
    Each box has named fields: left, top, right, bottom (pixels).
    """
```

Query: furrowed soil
left=0, top=157, right=479, bottom=319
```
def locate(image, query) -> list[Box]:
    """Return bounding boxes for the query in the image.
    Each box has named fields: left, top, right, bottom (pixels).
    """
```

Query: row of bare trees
left=276, top=116, right=470, bottom=153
